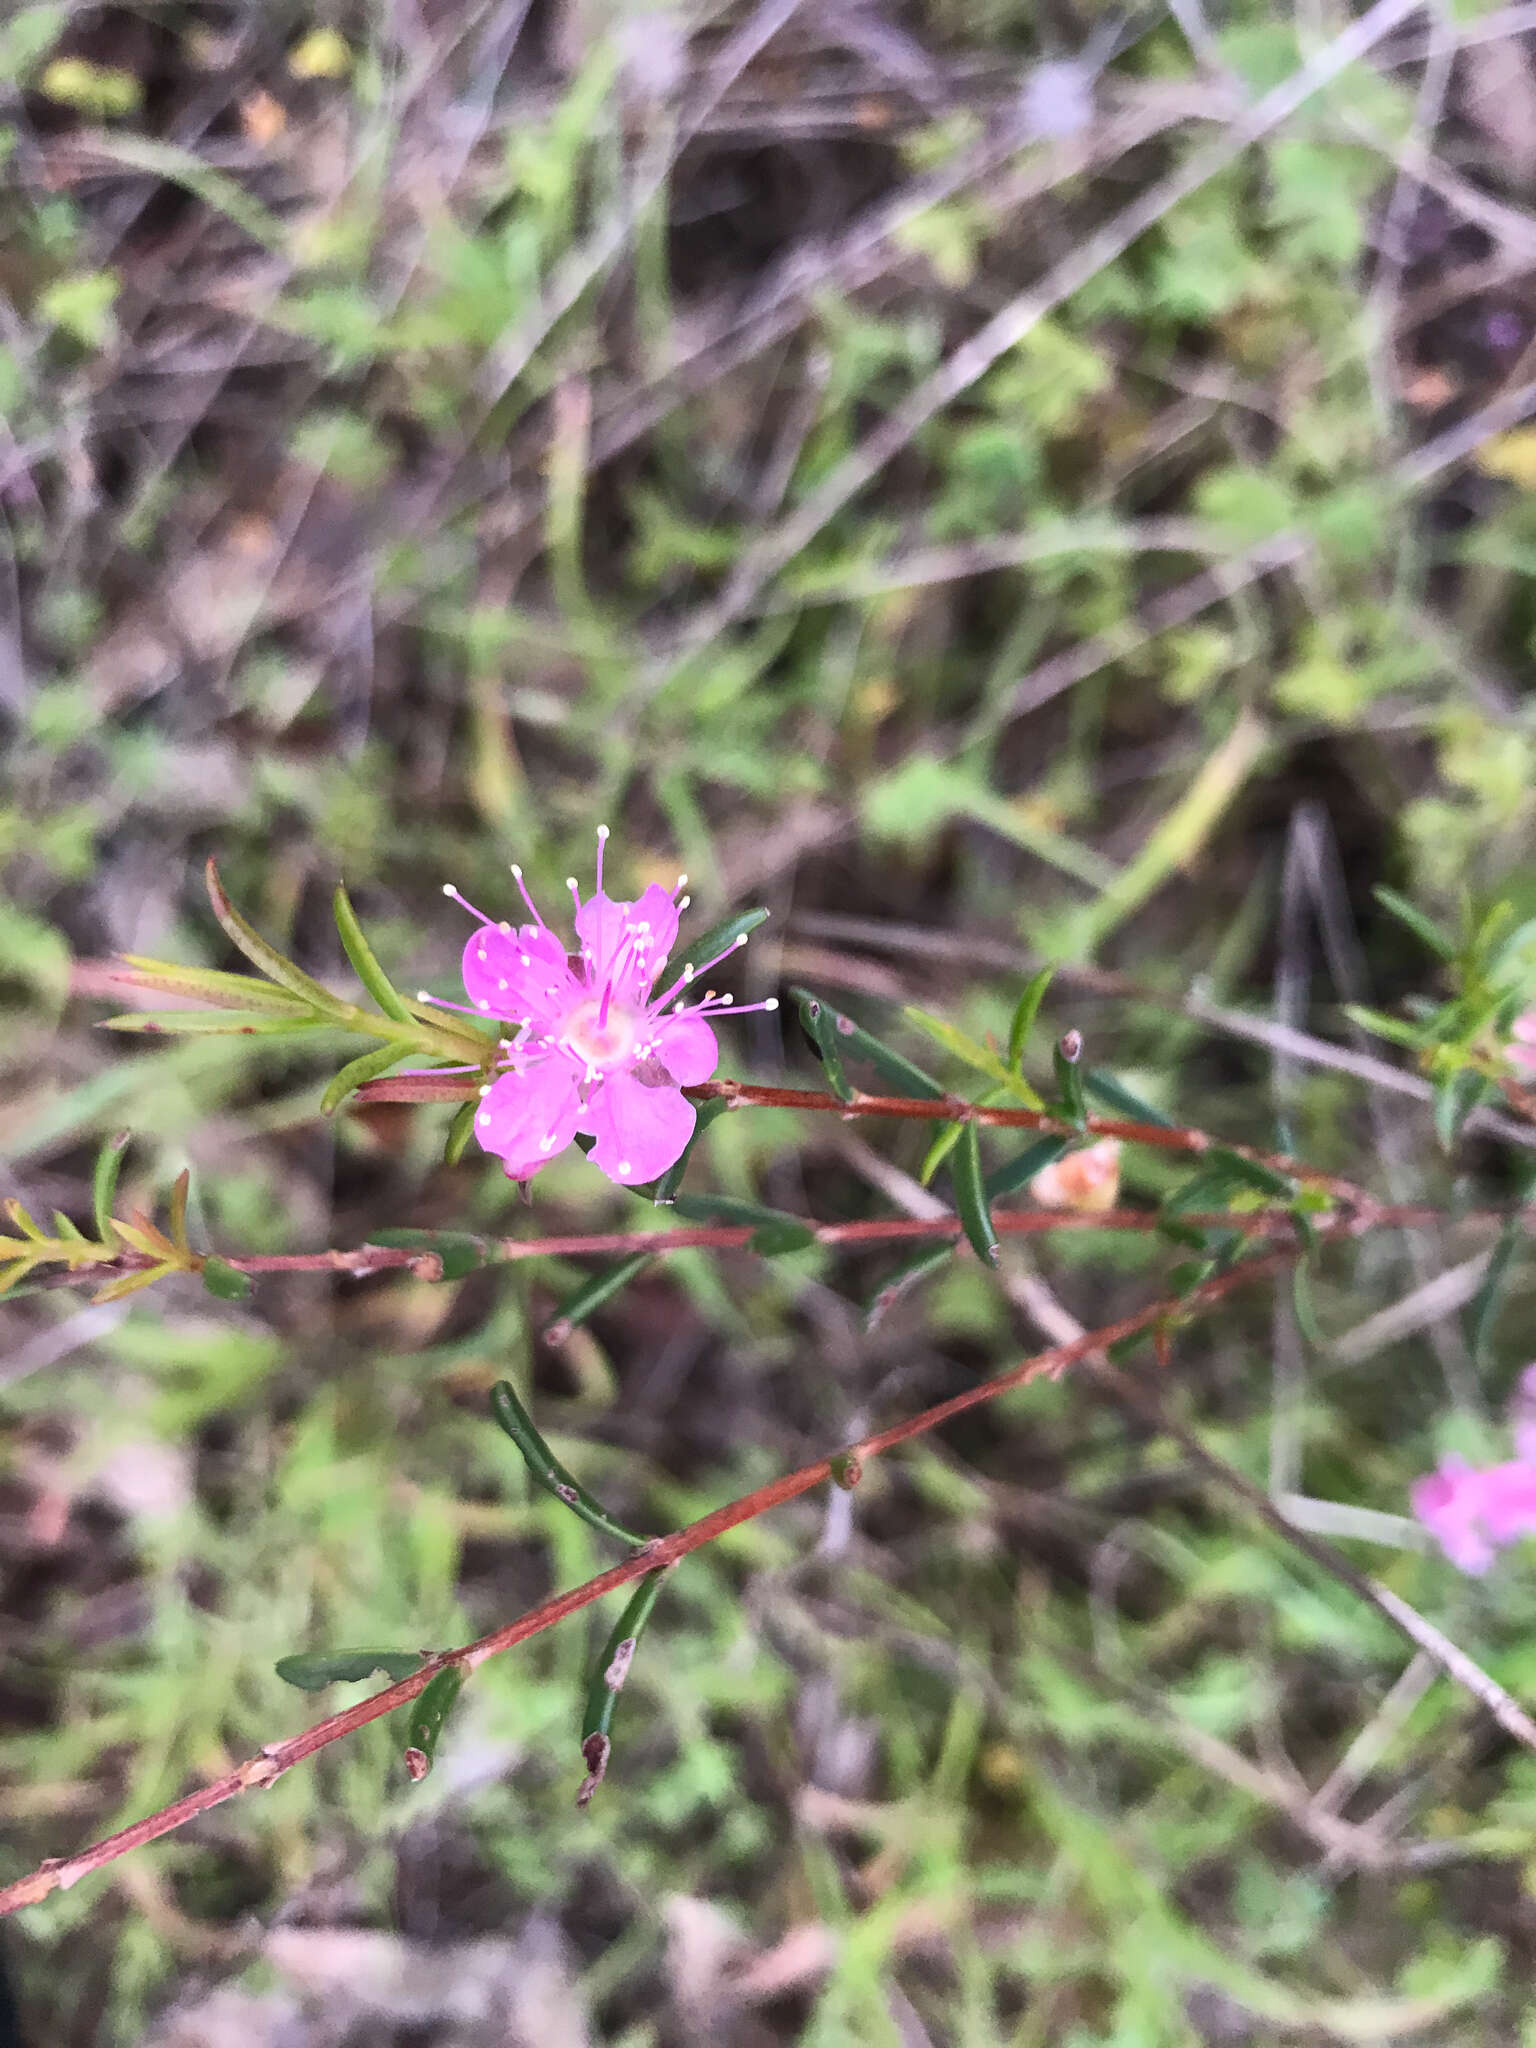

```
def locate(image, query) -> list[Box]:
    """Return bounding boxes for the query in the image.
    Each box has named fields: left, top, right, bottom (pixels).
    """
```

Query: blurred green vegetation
left=6, top=0, right=1536, bottom=2041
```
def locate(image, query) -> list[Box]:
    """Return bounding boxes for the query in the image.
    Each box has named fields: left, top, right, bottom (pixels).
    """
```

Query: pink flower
left=434, top=830, right=776, bottom=1187
left=1509, top=1012, right=1536, bottom=1073
left=1412, top=1367, right=1536, bottom=1573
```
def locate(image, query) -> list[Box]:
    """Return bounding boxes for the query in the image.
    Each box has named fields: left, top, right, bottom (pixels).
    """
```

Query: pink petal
left=648, top=1012, right=718, bottom=1085
left=474, top=1060, right=583, bottom=1179
left=574, top=886, right=679, bottom=997
left=584, top=1067, right=695, bottom=1185
left=1511, top=1012, right=1536, bottom=1045
left=463, top=925, right=577, bottom=1028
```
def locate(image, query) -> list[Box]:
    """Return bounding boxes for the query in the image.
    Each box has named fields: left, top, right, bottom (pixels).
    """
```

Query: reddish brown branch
left=0, top=1256, right=1283, bottom=1919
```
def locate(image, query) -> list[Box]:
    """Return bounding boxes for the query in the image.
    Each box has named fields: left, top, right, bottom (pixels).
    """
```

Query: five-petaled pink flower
left=1412, top=1365, right=1536, bottom=1574
left=434, top=829, right=776, bottom=1187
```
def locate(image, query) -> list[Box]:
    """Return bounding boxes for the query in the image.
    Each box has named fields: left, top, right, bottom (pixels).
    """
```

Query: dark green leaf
left=952, top=1123, right=999, bottom=1266
left=275, top=1649, right=423, bottom=1691
left=1204, top=1146, right=1294, bottom=1199
left=984, top=1133, right=1069, bottom=1201
left=92, top=1128, right=129, bottom=1243
left=672, top=1193, right=810, bottom=1232
left=1082, top=1069, right=1175, bottom=1129
left=334, top=881, right=413, bottom=1022
left=405, top=1666, right=464, bottom=1769
left=490, top=1379, right=646, bottom=1546
left=794, top=989, right=852, bottom=1102
left=322, top=1043, right=405, bottom=1115
left=1007, top=968, right=1055, bottom=1071
left=677, top=906, right=769, bottom=976
left=748, top=1218, right=819, bottom=1256
left=649, top=1096, right=729, bottom=1204
left=546, top=1252, right=653, bottom=1341
left=1374, top=886, right=1455, bottom=961
left=865, top=1242, right=954, bottom=1329
left=786, top=987, right=944, bottom=1100
left=1343, top=1005, right=1428, bottom=1051
left=201, top=1256, right=253, bottom=1301
left=1291, top=1261, right=1324, bottom=1349
left=578, top=1567, right=667, bottom=1807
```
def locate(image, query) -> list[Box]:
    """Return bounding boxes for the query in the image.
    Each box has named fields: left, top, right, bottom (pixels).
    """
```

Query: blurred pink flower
left=1412, top=1366, right=1536, bottom=1573
left=434, top=830, right=775, bottom=1187
left=1509, top=1012, right=1536, bottom=1072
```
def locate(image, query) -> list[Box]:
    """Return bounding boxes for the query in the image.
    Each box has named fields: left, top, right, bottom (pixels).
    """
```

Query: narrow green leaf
left=91, top=1263, right=177, bottom=1304
left=1007, top=968, right=1055, bottom=1071
left=1374, top=885, right=1456, bottom=961
left=201, top=1256, right=254, bottom=1301
left=275, top=1649, right=424, bottom=1692
left=672, top=1193, right=812, bottom=1234
left=92, top=1129, right=129, bottom=1243
left=903, top=1007, right=1045, bottom=1110
left=649, top=1096, right=729, bottom=1204
left=786, top=987, right=944, bottom=1099
left=405, top=1666, right=464, bottom=1770
left=794, top=989, right=852, bottom=1102
left=865, top=1242, right=953, bottom=1329
left=1433, top=1067, right=1486, bottom=1153
left=0, top=1262, right=34, bottom=1300
left=102, top=1009, right=326, bottom=1036
left=167, top=1168, right=191, bottom=1254
left=1082, top=1069, right=1175, bottom=1129
left=443, top=1099, right=478, bottom=1166
left=322, top=1043, right=405, bottom=1116
left=678, top=906, right=769, bottom=975
left=1204, top=1147, right=1294, bottom=1199
left=1052, top=1033, right=1087, bottom=1129
left=3, top=1201, right=46, bottom=1242
left=205, top=859, right=347, bottom=1016
left=984, top=1133, right=1070, bottom=1200
left=1343, top=1004, right=1428, bottom=1051
left=113, top=955, right=313, bottom=1014
left=578, top=1567, right=667, bottom=1806
left=51, top=1211, right=87, bottom=1242
left=489, top=1379, right=646, bottom=1547
left=1291, top=1261, right=1324, bottom=1349
left=919, top=1118, right=969, bottom=1186
left=546, top=1252, right=654, bottom=1341
left=369, top=1227, right=484, bottom=1280
left=952, top=1123, right=999, bottom=1266
left=333, top=881, right=414, bottom=1022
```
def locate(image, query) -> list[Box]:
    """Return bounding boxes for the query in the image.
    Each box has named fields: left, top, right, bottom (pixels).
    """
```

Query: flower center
left=561, top=996, right=638, bottom=1069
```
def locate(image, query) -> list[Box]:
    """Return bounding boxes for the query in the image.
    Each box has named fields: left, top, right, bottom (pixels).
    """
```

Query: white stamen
left=764, top=998, right=779, bottom=1011
left=511, top=863, right=523, bottom=878
left=734, top=933, right=747, bottom=947
left=478, top=1084, right=491, bottom=1097
left=678, top=893, right=691, bottom=910
left=565, top=877, right=578, bottom=890
left=597, top=823, right=609, bottom=838
left=520, top=953, right=531, bottom=966
left=416, top=990, right=431, bottom=1002
left=478, top=1113, right=490, bottom=1126
left=477, top=999, right=490, bottom=1010
left=498, top=979, right=508, bottom=990
left=617, top=1160, right=631, bottom=1176
left=499, top=920, right=511, bottom=934
left=539, top=1135, right=556, bottom=1152
left=442, top=883, right=455, bottom=896
left=682, top=964, right=694, bottom=981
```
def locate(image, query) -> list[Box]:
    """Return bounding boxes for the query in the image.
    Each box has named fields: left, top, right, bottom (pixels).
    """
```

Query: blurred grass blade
left=1008, top=968, right=1055, bottom=1071
left=865, top=1242, right=954, bottom=1329
left=92, top=1129, right=129, bottom=1243
left=275, top=1649, right=424, bottom=1692
left=167, top=1168, right=190, bottom=1254
left=333, top=882, right=413, bottom=1022
left=546, top=1252, right=653, bottom=1342
left=952, top=1123, right=999, bottom=1266
left=404, top=1666, right=464, bottom=1777
left=1204, top=1147, right=1294, bottom=1198
left=322, top=1044, right=405, bottom=1116
left=205, top=859, right=347, bottom=1016
left=1467, top=1218, right=1520, bottom=1366
left=794, top=989, right=852, bottom=1101
left=490, top=1379, right=646, bottom=1547
left=787, top=987, right=944, bottom=1100
left=578, top=1567, right=666, bottom=1807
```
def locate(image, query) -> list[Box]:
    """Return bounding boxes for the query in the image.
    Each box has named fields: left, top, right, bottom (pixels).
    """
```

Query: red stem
left=0, top=1256, right=1281, bottom=1918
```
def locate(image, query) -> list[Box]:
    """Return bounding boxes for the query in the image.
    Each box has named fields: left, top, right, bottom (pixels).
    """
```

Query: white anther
left=682, top=964, right=694, bottom=981
left=539, top=1135, right=556, bottom=1152
left=520, top=953, right=531, bottom=967
left=511, top=863, right=523, bottom=878
left=678, top=893, right=691, bottom=909
left=597, top=823, right=609, bottom=838
left=416, top=990, right=431, bottom=1002
left=442, top=883, right=455, bottom=896
left=735, top=933, right=747, bottom=946
left=479, top=1084, right=491, bottom=1097
left=676, top=873, right=687, bottom=889
left=478, top=1113, right=490, bottom=1126
left=617, top=1160, right=631, bottom=1176
left=764, top=997, right=779, bottom=1011
left=498, top=920, right=511, bottom=934
left=498, top=979, right=508, bottom=990
left=477, top=999, right=490, bottom=1010
left=565, top=876, right=578, bottom=889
